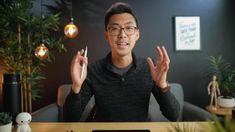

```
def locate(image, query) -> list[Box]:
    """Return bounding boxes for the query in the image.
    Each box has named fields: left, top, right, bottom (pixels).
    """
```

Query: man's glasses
left=108, top=26, right=137, bottom=36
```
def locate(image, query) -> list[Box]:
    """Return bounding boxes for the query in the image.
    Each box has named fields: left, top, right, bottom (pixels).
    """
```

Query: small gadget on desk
left=81, top=46, right=87, bottom=78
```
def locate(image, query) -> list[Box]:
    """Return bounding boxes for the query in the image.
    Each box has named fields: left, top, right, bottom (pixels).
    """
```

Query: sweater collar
left=105, top=52, right=137, bottom=72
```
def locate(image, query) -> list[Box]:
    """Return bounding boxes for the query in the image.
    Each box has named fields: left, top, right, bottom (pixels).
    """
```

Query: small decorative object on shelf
left=207, top=75, right=220, bottom=110
left=0, top=112, right=12, bottom=132
left=16, top=112, right=32, bottom=132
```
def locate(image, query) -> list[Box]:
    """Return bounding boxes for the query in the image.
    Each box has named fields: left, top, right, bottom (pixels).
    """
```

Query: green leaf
left=0, top=112, right=12, bottom=125
left=206, top=56, right=235, bottom=96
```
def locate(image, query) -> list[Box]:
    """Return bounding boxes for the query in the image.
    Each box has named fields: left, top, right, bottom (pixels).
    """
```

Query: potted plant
left=206, top=56, right=235, bottom=108
left=0, top=112, right=12, bottom=132
left=0, top=0, right=66, bottom=112
left=209, top=115, right=235, bottom=132
left=169, top=122, right=196, bottom=132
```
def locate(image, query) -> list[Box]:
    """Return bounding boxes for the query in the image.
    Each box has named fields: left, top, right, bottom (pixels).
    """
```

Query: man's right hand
left=71, top=49, right=88, bottom=94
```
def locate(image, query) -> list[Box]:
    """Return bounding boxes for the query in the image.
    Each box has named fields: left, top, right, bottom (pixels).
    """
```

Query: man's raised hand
left=147, top=46, right=170, bottom=91
left=71, top=49, right=88, bottom=93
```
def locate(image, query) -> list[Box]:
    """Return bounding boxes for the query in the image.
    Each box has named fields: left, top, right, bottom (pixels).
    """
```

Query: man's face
left=105, top=13, right=140, bottom=57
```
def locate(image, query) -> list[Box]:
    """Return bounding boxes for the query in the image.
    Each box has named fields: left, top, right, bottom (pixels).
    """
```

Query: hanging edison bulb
left=35, top=43, right=49, bottom=60
left=64, top=17, right=78, bottom=38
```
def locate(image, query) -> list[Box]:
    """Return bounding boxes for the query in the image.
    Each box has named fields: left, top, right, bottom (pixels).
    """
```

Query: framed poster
left=175, top=16, right=201, bottom=51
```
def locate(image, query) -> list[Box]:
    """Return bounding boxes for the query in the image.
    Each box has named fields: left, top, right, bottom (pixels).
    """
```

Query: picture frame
left=174, top=16, right=201, bottom=51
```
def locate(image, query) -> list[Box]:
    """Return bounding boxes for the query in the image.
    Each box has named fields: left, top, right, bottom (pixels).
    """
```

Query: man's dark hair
left=105, top=2, right=138, bottom=31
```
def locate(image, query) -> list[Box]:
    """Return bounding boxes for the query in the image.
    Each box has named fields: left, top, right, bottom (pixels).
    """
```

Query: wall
left=32, top=0, right=235, bottom=111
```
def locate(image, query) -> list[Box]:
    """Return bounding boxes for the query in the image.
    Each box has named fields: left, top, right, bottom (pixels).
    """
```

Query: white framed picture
left=175, top=16, right=201, bottom=51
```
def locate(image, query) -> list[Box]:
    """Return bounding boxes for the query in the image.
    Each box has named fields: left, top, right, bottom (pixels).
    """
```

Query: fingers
left=71, top=48, right=88, bottom=75
left=72, top=48, right=86, bottom=63
left=156, top=46, right=170, bottom=71
left=156, top=46, right=170, bottom=62
left=156, top=46, right=163, bottom=63
left=155, top=46, right=169, bottom=81
left=162, top=46, right=170, bottom=71
left=76, top=49, right=85, bottom=60
left=147, top=57, right=155, bottom=75
left=162, top=46, right=170, bottom=68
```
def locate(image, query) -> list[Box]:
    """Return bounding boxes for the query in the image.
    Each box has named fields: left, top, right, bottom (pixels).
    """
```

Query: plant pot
left=0, top=122, right=12, bottom=132
left=218, top=96, right=235, bottom=108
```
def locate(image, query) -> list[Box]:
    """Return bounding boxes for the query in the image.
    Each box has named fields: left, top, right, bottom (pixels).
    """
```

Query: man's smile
left=116, top=42, right=129, bottom=49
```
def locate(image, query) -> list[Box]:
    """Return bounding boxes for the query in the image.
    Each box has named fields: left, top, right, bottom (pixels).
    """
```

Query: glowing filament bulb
left=35, top=43, right=49, bottom=60
left=64, top=18, right=78, bottom=38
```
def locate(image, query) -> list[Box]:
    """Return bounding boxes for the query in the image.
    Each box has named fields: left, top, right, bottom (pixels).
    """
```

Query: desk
left=25, top=122, right=211, bottom=132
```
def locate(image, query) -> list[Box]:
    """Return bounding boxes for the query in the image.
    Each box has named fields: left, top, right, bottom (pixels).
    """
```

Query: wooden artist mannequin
left=207, top=75, right=220, bottom=109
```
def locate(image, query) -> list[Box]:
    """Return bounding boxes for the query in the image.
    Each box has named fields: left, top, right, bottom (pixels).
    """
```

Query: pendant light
left=64, top=0, right=78, bottom=38
left=35, top=0, right=49, bottom=59
left=35, top=42, right=49, bottom=60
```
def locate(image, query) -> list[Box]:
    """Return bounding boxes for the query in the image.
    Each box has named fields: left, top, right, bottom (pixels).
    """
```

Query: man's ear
left=104, top=31, right=109, bottom=42
left=135, top=29, right=140, bottom=41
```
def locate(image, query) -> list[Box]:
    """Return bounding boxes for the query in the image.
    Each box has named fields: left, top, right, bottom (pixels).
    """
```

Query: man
left=64, top=2, right=180, bottom=122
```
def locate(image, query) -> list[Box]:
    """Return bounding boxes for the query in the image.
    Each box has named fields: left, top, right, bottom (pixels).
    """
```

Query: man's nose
left=118, top=28, right=127, bottom=37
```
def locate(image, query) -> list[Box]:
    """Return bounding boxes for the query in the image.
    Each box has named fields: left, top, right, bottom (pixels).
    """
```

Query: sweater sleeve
left=152, top=85, right=180, bottom=121
left=63, top=79, right=93, bottom=122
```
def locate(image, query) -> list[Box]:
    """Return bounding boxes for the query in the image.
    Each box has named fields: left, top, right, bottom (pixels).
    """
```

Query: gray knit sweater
left=63, top=53, right=180, bottom=122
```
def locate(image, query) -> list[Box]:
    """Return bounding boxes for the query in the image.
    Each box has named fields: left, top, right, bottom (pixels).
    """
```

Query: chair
left=32, top=83, right=212, bottom=122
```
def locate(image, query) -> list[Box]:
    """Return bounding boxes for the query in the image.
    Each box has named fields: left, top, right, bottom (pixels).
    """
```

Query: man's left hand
left=147, top=46, right=170, bottom=91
